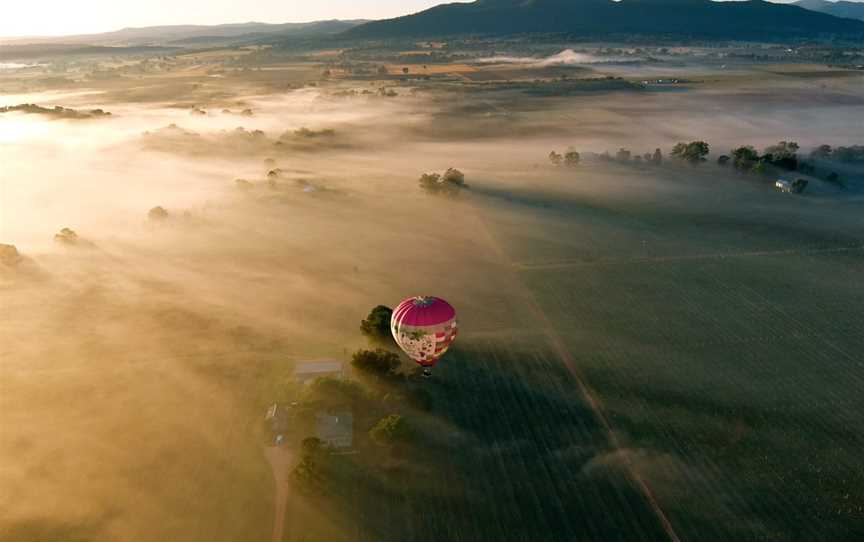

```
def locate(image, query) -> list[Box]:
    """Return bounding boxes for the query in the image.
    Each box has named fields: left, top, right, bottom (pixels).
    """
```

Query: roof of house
left=315, top=411, right=353, bottom=448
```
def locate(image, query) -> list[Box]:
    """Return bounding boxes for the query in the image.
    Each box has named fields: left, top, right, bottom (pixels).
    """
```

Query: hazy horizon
left=1, top=0, right=855, bottom=39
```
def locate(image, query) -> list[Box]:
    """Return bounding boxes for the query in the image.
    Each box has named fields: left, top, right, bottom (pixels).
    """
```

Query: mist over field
left=1, top=35, right=863, bottom=542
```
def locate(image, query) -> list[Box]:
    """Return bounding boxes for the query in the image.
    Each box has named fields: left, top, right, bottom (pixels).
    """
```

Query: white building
left=775, top=179, right=793, bottom=193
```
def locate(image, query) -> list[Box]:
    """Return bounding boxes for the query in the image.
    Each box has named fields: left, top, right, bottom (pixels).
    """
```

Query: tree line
left=547, top=139, right=856, bottom=187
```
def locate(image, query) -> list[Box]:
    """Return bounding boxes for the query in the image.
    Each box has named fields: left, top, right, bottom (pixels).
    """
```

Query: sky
left=0, top=0, right=467, bottom=37
left=0, top=0, right=857, bottom=38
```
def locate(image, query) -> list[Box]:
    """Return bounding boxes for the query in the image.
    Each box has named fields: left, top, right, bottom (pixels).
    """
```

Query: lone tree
left=351, top=348, right=401, bottom=378
left=0, top=244, right=21, bottom=266
left=548, top=151, right=563, bottom=166
left=442, top=168, right=465, bottom=186
left=369, top=414, right=412, bottom=447
left=54, top=227, right=79, bottom=245
left=148, top=206, right=169, bottom=221
left=652, top=148, right=663, bottom=165
left=360, top=305, right=394, bottom=343
left=671, top=141, right=709, bottom=164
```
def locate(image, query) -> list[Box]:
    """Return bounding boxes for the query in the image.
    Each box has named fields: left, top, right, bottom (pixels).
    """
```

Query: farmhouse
left=315, top=411, right=354, bottom=449
left=775, top=178, right=808, bottom=194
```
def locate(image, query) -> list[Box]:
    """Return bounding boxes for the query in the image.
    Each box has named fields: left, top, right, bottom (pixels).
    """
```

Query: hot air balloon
left=390, top=296, right=458, bottom=377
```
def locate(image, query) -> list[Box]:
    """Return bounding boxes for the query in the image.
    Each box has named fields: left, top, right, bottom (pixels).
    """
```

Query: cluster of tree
left=0, top=103, right=110, bottom=119
left=717, top=141, right=843, bottom=185
left=719, top=141, right=799, bottom=173
left=598, top=147, right=664, bottom=166
left=548, top=146, right=666, bottom=166
left=290, top=127, right=336, bottom=139
left=810, top=144, right=864, bottom=164
left=224, top=126, right=266, bottom=142
left=548, top=149, right=581, bottom=167
left=285, top=306, right=443, bottom=494
left=143, top=123, right=346, bottom=157
left=419, top=168, right=467, bottom=196
left=330, top=88, right=376, bottom=98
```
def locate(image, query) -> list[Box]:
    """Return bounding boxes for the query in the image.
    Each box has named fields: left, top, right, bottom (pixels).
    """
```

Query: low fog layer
left=2, top=52, right=863, bottom=542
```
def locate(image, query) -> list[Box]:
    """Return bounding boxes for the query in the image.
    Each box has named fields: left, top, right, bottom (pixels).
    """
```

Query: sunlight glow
left=0, top=0, right=468, bottom=37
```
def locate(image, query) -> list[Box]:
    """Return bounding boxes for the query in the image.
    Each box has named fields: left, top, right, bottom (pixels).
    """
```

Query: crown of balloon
left=412, top=296, right=436, bottom=307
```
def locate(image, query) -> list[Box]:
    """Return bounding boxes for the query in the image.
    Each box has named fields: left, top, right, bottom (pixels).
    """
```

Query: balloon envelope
left=390, top=296, right=458, bottom=368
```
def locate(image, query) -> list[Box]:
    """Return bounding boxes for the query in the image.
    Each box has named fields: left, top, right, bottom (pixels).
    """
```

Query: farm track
left=468, top=208, right=683, bottom=542
left=514, top=244, right=864, bottom=271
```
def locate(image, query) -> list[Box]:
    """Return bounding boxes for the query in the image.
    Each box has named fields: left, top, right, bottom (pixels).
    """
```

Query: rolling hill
left=1, top=20, right=367, bottom=47
left=344, top=0, right=864, bottom=39
left=792, top=0, right=864, bottom=21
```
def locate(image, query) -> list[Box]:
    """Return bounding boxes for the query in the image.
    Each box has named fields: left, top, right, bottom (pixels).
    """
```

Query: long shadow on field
left=469, top=182, right=864, bottom=251
left=317, top=340, right=673, bottom=542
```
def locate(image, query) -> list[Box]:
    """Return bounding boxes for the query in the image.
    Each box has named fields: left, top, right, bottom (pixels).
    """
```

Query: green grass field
left=280, top=158, right=863, bottom=541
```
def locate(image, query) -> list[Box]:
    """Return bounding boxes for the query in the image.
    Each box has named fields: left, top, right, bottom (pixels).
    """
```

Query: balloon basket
left=422, top=368, right=432, bottom=378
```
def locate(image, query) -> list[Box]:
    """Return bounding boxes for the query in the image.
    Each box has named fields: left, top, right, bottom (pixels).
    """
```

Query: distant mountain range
left=344, top=0, right=864, bottom=39
left=792, top=0, right=864, bottom=21
left=0, top=20, right=367, bottom=47
left=3, top=1, right=862, bottom=49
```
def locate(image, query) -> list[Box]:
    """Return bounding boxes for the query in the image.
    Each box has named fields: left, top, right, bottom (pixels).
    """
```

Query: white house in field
left=293, top=360, right=343, bottom=384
